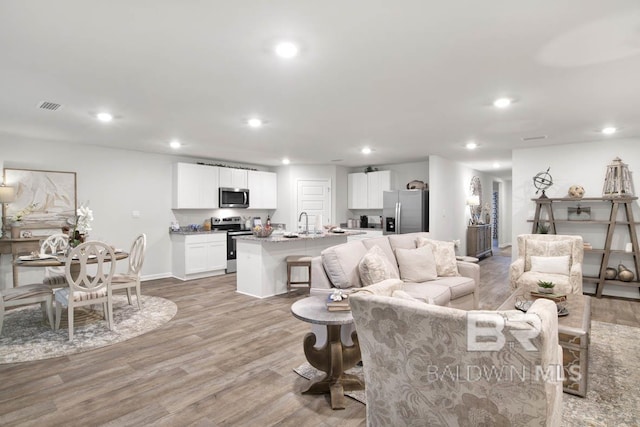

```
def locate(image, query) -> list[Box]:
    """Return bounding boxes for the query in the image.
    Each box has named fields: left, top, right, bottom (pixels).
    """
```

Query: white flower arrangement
left=12, top=202, right=38, bottom=222
left=76, top=204, right=94, bottom=234
left=330, top=289, right=346, bottom=302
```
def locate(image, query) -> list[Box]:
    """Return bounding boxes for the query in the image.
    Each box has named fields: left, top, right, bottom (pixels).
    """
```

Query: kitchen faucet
left=298, top=211, right=309, bottom=234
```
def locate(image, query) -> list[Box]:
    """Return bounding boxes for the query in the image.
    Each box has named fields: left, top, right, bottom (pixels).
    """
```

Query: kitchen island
left=235, top=232, right=364, bottom=298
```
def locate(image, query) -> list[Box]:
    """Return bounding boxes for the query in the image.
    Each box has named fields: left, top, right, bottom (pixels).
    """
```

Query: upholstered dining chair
left=350, top=292, right=563, bottom=427
left=110, top=233, right=146, bottom=309
left=54, top=241, right=116, bottom=341
left=510, top=234, right=584, bottom=295
left=1, top=284, right=54, bottom=335
left=41, top=233, right=69, bottom=288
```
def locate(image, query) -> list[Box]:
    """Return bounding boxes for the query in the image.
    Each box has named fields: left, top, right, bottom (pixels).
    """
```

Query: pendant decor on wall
left=602, top=157, right=634, bottom=198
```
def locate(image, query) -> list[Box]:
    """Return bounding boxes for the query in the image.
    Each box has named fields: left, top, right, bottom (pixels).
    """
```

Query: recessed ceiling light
left=601, top=126, right=617, bottom=135
left=96, top=112, right=113, bottom=122
left=493, top=98, right=512, bottom=108
left=493, top=162, right=500, bottom=169
left=274, top=41, right=299, bottom=59
left=465, top=142, right=478, bottom=150
left=170, top=140, right=181, bottom=149
left=361, top=147, right=372, bottom=154
left=282, top=158, right=290, bottom=165
left=247, top=118, right=263, bottom=128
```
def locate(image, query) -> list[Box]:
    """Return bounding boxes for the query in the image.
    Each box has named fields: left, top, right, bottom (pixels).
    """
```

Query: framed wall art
left=3, top=168, right=77, bottom=227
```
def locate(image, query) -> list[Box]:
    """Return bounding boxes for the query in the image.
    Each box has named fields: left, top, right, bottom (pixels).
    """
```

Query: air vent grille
left=37, top=101, right=62, bottom=111
left=521, top=135, right=548, bottom=141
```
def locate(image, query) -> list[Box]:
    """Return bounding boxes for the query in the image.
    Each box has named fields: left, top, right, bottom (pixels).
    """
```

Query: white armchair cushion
left=358, top=245, right=399, bottom=286
left=417, top=237, right=460, bottom=277
left=530, top=255, right=570, bottom=275
left=395, top=246, right=437, bottom=282
left=525, top=239, right=572, bottom=271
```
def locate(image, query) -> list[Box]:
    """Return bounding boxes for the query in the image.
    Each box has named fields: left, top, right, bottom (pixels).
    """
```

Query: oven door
left=219, top=188, right=250, bottom=208
left=226, top=230, right=253, bottom=273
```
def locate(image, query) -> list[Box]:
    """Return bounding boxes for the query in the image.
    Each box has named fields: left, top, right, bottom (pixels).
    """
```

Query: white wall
left=512, top=137, right=640, bottom=298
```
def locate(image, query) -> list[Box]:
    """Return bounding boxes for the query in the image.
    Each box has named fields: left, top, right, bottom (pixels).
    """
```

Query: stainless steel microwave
left=219, top=187, right=250, bottom=208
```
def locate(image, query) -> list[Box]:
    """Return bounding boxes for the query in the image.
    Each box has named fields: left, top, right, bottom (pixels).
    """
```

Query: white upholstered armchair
left=510, top=234, right=584, bottom=295
left=350, top=292, right=563, bottom=427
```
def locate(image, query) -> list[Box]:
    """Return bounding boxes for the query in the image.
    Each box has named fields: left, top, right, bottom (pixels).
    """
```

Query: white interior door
left=296, top=179, right=331, bottom=232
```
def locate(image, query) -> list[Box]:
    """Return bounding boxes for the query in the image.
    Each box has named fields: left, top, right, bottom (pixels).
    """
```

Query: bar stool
left=286, top=255, right=312, bottom=293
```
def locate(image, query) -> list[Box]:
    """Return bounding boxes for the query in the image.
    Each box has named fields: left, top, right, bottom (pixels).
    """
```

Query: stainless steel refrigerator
left=383, top=190, right=429, bottom=234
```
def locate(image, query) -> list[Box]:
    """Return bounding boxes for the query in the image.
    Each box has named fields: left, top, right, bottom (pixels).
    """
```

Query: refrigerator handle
left=396, top=202, right=401, bottom=234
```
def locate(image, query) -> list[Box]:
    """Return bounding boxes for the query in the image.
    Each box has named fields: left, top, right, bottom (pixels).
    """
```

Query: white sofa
left=310, top=232, right=480, bottom=309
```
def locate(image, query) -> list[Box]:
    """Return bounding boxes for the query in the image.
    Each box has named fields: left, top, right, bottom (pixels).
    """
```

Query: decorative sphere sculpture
left=533, top=167, right=553, bottom=197
left=568, top=185, right=585, bottom=199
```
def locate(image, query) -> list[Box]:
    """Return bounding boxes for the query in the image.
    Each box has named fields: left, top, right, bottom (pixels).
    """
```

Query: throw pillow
left=358, top=245, right=399, bottom=287
left=530, top=255, right=570, bottom=275
left=416, top=237, right=460, bottom=277
left=394, top=245, right=438, bottom=282
left=525, top=240, right=572, bottom=271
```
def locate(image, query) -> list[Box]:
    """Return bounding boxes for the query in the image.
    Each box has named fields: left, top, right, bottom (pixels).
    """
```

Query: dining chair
left=54, top=241, right=116, bottom=341
left=1, top=284, right=54, bottom=335
left=41, top=233, right=69, bottom=287
left=111, top=234, right=146, bottom=309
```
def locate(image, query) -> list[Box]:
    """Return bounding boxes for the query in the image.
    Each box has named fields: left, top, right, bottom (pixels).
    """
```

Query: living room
left=2, top=2, right=640, bottom=425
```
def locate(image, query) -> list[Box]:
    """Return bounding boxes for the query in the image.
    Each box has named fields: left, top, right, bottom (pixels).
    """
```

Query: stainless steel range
left=212, top=216, right=253, bottom=273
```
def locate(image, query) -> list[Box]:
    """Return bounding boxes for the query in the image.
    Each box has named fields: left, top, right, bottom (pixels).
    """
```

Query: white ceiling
left=2, top=1, right=640, bottom=175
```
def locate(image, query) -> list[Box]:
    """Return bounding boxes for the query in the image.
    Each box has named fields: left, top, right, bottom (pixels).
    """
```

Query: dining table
left=15, top=250, right=129, bottom=284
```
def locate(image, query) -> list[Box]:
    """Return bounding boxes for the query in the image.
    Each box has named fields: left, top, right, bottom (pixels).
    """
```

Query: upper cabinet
left=219, top=167, right=248, bottom=189
left=348, top=170, right=391, bottom=209
left=172, top=163, right=219, bottom=209
left=248, top=170, right=277, bottom=210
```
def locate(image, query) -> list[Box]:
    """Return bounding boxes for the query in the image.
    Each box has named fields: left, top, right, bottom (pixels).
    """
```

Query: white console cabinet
left=172, top=233, right=227, bottom=280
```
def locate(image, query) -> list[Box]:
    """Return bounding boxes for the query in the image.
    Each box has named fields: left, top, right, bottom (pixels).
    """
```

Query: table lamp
left=0, top=184, right=16, bottom=239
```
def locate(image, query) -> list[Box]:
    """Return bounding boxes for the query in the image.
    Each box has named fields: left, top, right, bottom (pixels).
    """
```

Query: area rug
left=0, top=295, right=177, bottom=364
left=294, top=321, right=640, bottom=426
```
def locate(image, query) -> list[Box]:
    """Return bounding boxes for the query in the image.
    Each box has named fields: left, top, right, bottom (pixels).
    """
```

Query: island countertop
left=233, top=231, right=365, bottom=243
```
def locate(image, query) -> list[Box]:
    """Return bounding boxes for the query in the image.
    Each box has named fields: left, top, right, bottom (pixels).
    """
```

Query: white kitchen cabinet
left=348, top=173, right=368, bottom=209
left=248, top=170, right=277, bottom=209
left=172, top=163, right=219, bottom=209
left=219, top=167, right=248, bottom=189
left=171, top=233, right=227, bottom=280
left=348, top=170, right=391, bottom=209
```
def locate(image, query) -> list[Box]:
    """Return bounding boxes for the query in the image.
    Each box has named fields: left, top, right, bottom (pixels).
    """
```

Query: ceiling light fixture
left=96, top=112, right=113, bottom=122
left=282, top=158, right=290, bottom=165
left=274, top=41, right=299, bottom=59
left=493, top=98, right=512, bottom=108
left=465, top=142, right=478, bottom=150
left=361, top=147, right=372, bottom=154
left=170, top=140, right=181, bottom=149
left=248, top=118, right=263, bottom=128
left=493, top=162, right=500, bottom=169
left=601, top=126, right=617, bottom=135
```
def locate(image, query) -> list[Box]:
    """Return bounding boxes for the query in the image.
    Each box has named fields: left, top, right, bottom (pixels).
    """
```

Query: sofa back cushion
left=321, top=240, right=368, bottom=288
left=395, top=245, right=438, bottom=282
left=530, top=255, right=570, bottom=275
left=362, top=237, right=400, bottom=277
left=416, top=237, right=460, bottom=277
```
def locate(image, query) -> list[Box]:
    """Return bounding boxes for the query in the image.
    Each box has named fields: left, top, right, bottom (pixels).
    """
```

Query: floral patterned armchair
left=510, top=234, right=584, bottom=295
left=350, top=292, right=563, bottom=427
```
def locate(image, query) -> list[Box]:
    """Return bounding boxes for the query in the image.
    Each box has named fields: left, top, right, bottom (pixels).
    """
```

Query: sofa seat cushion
left=362, top=237, right=400, bottom=277
left=402, top=282, right=451, bottom=306
left=321, top=240, right=368, bottom=289
left=431, top=276, right=476, bottom=299
left=515, top=271, right=572, bottom=294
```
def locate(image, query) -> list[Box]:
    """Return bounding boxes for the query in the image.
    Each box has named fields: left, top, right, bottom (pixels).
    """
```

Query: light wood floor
left=1, top=251, right=639, bottom=426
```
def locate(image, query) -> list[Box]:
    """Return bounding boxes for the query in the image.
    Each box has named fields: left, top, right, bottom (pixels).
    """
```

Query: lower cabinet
left=467, top=224, right=492, bottom=258
left=172, top=233, right=227, bottom=280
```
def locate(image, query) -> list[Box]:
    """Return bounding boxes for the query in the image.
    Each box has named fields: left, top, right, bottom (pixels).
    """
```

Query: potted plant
left=537, top=280, right=555, bottom=294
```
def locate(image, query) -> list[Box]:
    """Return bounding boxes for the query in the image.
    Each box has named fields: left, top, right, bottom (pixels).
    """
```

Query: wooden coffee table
left=499, top=292, right=591, bottom=397
left=291, top=296, right=363, bottom=409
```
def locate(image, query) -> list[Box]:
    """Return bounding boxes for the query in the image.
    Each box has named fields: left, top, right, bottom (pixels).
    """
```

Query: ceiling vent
left=521, top=135, right=548, bottom=141
left=37, top=101, right=62, bottom=111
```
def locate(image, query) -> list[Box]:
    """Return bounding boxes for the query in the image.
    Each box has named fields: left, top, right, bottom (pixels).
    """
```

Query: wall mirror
left=468, top=176, right=482, bottom=224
